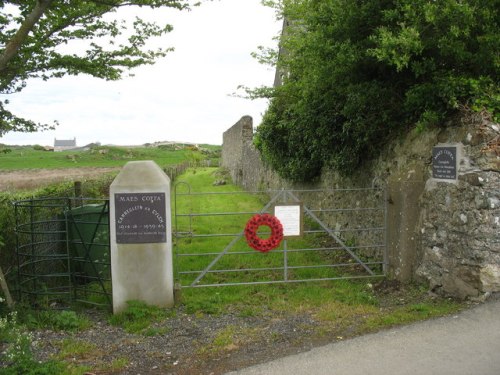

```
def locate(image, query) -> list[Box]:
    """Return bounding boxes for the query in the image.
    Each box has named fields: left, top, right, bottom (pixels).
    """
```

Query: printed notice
left=114, top=192, right=167, bottom=244
left=274, top=204, right=303, bottom=237
left=432, top=146, right=457, bottom=180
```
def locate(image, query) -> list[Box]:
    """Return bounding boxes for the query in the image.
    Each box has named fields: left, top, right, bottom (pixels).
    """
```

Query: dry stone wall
left=416, top=114, right=500, bottom=299
left=222, top=114, right=499, bottom=299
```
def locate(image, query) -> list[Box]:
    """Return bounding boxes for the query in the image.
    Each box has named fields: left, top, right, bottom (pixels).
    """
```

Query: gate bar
left=177, top=244, right=385, bottom=257
left=179, top=261, right=385, bottom=275
left=186, top=275, right=381, bottom=288
left=288, top=191, right=375, bottom=276
left=189, top=190, right=284, bottom=286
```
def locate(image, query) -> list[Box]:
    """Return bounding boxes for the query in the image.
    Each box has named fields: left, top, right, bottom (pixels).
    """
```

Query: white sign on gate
left=274, top=204, right=303, bottom=237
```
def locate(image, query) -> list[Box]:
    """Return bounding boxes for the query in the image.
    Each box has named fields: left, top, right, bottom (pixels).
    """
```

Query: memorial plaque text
left=114, top=192, right=167, bottom=244
left=432, top=146, right=457, bottom=180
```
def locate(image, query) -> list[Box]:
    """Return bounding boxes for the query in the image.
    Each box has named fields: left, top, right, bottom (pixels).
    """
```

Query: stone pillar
left=110, top=161, right=174, bottom=314
left=386, top=166, right=425, bottom=281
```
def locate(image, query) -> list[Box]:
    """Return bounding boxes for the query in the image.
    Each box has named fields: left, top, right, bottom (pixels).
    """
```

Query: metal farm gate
left=174, top=184, right=387, bottom=288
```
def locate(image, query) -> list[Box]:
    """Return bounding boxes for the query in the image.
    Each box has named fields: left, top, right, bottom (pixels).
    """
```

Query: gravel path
left=6, top=281, right=471, bottom=374
left=31, top=307, right=329, bottom=375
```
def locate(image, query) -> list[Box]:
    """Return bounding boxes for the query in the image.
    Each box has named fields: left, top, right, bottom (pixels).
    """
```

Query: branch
left=0, top=264, right=14, bottom=309
left=0, top=0, right=54, bottom=74
left=89, top=0, right=189, bottom=11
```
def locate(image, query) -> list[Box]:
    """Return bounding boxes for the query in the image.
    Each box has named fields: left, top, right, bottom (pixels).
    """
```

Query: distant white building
left=54, top=138, right=77, bottom=152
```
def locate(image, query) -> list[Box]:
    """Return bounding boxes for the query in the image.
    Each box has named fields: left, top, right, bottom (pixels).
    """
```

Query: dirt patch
left=0, top=168, right=120, bottom=192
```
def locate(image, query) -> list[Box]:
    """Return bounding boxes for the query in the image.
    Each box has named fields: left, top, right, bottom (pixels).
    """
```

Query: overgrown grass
left=0, top=307, right=92, bottom=375
left=197, top=325, right=260, bottom=355
left=52, top=338, right=98, bottom=362
left=108, top=300, right=174, bottom=335
left=22, top=310, right=92, bottom=332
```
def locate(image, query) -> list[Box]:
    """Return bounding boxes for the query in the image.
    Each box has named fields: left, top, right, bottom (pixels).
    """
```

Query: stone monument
left=110, top=161, right=174, bottom=313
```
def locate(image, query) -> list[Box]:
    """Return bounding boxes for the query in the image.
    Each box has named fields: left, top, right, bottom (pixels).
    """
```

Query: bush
left=253, top=0, right=499, bottom=181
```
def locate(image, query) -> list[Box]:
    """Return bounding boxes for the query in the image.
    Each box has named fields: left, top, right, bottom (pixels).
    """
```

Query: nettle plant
left=0, top=300, right=83, bottom=373
left=0, top=308, right=36, bottom=371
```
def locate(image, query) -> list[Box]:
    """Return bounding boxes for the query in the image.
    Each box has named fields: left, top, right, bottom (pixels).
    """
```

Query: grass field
left=0, top=144, right=219, bottom=170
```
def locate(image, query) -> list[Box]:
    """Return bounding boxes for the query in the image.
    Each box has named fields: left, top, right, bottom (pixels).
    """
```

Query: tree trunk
left=0, top=264, right=13, bottom=309
left=0, top=0, right=53, bottom=75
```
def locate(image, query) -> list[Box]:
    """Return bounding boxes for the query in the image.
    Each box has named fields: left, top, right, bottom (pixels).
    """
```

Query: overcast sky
left=0, top=0, right=280, bottom=147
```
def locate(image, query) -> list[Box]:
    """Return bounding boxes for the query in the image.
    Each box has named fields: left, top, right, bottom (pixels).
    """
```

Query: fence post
left=74, top=181, right=83, bottom=207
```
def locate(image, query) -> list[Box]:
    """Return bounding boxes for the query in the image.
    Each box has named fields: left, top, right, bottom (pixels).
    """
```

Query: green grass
left=51, top=339, right=128, bottom=374
left=0, top=145, right=218, bottom=170
left=108, top=300, right=174, bottom=335
left=23, top=310, right=92, bottom=332
left=174, top=168, right=380, bottom=288
left=362, top=300, right=463, bottom=329
left=172, top=167, right=464, bottom=338
left=52, top=338, right=98, bottom=361
left=197, top=324, right=260, bottom=354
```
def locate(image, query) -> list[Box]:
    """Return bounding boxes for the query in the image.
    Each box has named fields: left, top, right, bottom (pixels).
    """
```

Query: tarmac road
left=226, top=297, right=500, bottom=375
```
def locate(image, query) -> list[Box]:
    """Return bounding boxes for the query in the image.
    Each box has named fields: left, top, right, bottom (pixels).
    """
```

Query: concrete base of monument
left=110, top=160, right=174, bottom=314
left=112, top=244, right=174, bottom=312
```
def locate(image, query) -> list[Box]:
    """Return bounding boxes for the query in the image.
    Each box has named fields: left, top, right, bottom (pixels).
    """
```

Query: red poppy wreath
left=244, top=213, right=284, bottom=253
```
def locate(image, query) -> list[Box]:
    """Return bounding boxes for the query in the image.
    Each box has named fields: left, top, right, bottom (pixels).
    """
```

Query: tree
left=251, top=0, right=499, bottom=182
left=0, top=0, right=200, bottom=136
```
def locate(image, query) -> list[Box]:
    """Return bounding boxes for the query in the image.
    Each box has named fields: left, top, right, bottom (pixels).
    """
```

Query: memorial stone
left=110, top=161, right=174, bottom=313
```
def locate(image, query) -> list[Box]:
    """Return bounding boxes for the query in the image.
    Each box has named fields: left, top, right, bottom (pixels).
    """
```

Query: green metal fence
left=15, top=197, right=111, bottom=309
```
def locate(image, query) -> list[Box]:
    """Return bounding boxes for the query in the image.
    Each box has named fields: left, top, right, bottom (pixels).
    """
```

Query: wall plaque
left=432, top=146, right=457, bottom=180
left=114, top=192, right=167, bottom=244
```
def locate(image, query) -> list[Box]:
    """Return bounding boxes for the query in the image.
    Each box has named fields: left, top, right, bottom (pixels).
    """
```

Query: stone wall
left=222, top=116, right=302, bottom=191
left=221, top=116, right=255, bottom=187
left=221, top=113, right=499, bottom=299
left=415, top=114, right=500, bottom=299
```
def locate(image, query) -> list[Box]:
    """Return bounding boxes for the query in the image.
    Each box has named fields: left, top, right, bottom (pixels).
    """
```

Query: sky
left=0, top=0, right=281, bottom=147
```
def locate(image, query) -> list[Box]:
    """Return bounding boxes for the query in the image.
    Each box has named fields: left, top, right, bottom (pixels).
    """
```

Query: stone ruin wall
left=222, top=114, right=500, bottom=299
left=220, top=116, right=255, bottom=188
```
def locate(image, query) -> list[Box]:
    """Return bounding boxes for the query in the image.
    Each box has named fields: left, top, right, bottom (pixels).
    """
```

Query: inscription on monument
left=432, top=146, right=457, bottom=180
left=114, top=192, right=167, bottom=244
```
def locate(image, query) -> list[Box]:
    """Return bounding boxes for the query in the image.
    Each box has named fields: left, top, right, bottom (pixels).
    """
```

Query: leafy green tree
left=252, top=0, right=499, bottom=181
left=0, top=0, right=200, bottom=136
